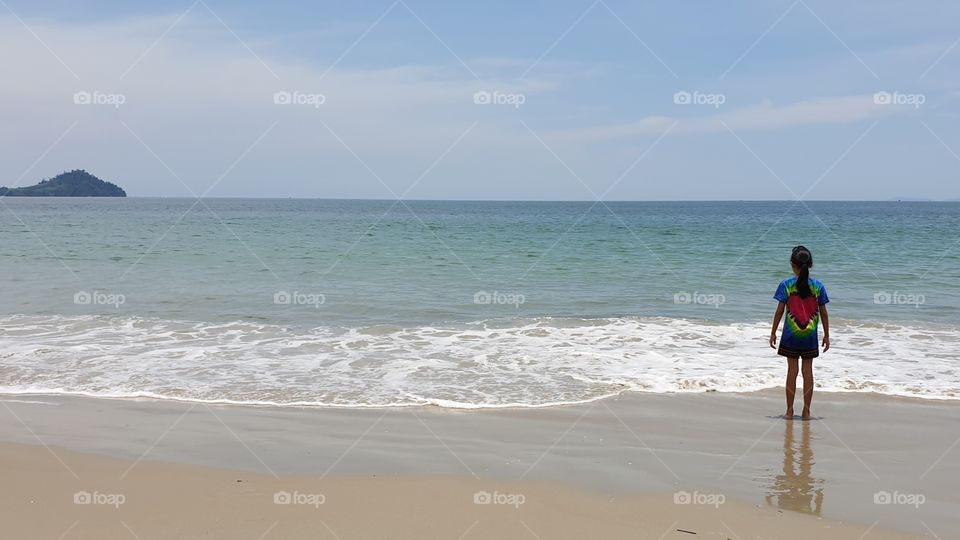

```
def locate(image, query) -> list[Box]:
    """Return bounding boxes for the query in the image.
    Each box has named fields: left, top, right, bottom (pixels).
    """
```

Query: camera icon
left=873, top=91, right=892, bottom=105
left=273, top=91, right=292, bottom=105
left=74, top=291, right=92, bottom=305
left=873, top=291, right=891, bottom=305
left=274, top=291, right=292, bottom=305
left=473, top=291, right=492, bottom=305
left=673, top=491, right=691, bottom=505
left=73, top=91, right=92, bottom=105
left=673, top=292, right=692, bottom=304
left=673, top=91, right=691, bottom=105
left=474, top=491, right=492, bottom=504
left=274, top=491, right=292, bottom=505
left=874, top=491, right=892, bottom=505
left=473, top=91, right=491, bottom=105
left=74, top=491, right=92, bottom=505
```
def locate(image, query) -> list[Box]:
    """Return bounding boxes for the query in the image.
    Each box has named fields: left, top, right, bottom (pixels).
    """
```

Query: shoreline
left=2, top=386, right=959, bottom=411
left=1, top=390, right=956, bottom=537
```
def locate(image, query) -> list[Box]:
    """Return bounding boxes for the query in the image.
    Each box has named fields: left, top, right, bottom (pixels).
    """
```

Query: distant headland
left=0, top=170, right=126, bottom=197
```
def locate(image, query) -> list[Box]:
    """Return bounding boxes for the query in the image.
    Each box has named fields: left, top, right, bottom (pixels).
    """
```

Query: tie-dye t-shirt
left=774, top=277, right=829, bottom=352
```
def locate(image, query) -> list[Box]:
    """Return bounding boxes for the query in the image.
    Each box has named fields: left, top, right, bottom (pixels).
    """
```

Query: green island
left=0, top=170, right=126, bottom=197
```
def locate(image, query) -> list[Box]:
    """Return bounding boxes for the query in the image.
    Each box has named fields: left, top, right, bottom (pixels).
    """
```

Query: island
left=0, top=170, right=126, bottom=197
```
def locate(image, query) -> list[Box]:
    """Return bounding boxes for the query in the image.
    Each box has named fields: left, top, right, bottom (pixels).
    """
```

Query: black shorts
left=777, top=345, right=819, bottom=360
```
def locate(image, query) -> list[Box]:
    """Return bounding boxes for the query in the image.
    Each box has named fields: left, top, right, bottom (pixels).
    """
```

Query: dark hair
left=791, top=245, right=814, bottom=298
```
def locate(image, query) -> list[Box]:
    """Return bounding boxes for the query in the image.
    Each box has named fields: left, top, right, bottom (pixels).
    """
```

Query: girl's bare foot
left=785, top=409, right=794, bottom=419
left=801, top=408, right=811, bottom=420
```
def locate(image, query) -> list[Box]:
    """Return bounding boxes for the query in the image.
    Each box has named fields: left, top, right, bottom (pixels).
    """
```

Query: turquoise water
left=1, top=199, right=958, bottom=406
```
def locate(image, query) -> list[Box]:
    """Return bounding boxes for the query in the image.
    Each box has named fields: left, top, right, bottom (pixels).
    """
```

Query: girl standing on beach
left=769, top=246, right=830, bottom=420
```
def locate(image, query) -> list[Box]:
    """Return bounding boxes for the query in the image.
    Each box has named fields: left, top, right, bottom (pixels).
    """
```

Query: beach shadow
left=764, top=418, right=824, bottom=515
left=765, top=414, right=825, bottom=421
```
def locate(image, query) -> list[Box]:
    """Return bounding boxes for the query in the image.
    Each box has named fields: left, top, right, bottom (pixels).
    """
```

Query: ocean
left=1, top=198, right=958, bottom=407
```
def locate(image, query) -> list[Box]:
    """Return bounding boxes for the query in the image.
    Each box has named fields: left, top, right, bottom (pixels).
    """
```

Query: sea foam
left=0, top=314, right=957, bottom=408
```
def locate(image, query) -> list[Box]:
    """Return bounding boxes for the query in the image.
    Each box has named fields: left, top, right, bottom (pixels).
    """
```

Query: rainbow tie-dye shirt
left=774, top=277, right=829, bottom=352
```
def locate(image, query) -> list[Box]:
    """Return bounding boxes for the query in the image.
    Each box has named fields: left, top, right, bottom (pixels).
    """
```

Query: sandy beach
left=1, top=391, right=955, bottom=539
left=4, top=0, right=959, bottom=537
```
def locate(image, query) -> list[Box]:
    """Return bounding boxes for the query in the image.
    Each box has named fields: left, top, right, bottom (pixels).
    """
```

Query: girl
left=769, top=246, right=830, bottom=420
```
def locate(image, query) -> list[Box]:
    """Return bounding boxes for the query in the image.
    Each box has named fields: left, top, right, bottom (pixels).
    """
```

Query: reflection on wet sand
left=765, top=420, right=824, bottom=515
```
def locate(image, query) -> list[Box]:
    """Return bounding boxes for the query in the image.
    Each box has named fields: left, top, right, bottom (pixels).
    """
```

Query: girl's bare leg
left=785, top=357, right=799, bottom=418
left=801, top=359, right=814, bottom=420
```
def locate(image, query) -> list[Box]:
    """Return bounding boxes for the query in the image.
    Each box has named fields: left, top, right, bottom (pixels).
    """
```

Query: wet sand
left=0, top=390, right=956, bottom=538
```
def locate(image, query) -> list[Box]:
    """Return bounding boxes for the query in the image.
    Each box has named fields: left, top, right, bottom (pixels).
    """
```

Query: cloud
left=0, top=9, right=954, bottom=200
left=551, top=94, right=902, bottom=141
left=0, top=13, right=560, bottom=196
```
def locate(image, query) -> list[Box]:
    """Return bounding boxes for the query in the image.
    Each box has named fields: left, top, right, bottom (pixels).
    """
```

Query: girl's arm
left=820, top=304, right=830, bottom=352
left=770, top=303, right=785, bottom=348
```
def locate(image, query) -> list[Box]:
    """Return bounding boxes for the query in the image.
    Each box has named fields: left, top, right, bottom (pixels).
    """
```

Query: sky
left=1, top=0, right=959, bottom=200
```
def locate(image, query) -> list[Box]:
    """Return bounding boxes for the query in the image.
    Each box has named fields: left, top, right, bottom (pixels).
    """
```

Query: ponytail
left=791, top=246, right=813, bottom=298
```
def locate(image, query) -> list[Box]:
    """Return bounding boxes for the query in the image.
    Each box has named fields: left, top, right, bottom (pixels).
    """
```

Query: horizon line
left=61, top=196, right=960, bottom=203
